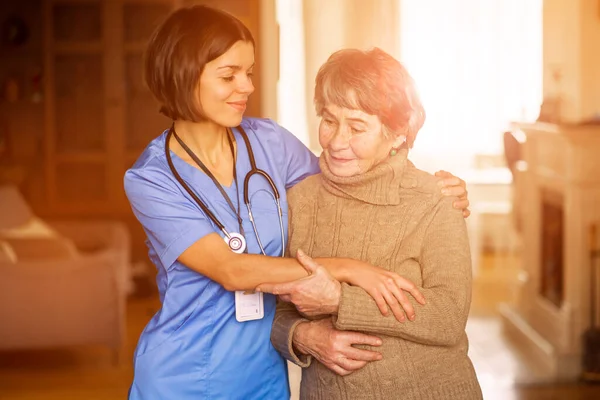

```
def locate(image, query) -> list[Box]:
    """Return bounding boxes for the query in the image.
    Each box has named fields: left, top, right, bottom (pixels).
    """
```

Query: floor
left=1, top=253, right=600, bottom=399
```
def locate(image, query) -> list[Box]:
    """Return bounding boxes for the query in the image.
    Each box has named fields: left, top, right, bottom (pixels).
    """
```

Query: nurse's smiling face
left=319, top=103, right=405, bottom=178
left=198, top=40, right=255, bottom=127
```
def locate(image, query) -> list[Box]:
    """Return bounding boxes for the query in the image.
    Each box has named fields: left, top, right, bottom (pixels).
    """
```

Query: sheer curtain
left=399, top=0, right=543, bottom=172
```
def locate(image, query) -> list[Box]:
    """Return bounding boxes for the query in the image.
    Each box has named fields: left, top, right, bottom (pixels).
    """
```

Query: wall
left=543, top=0, right=600, bottom=122
left=579, top=0, right=600, bottom=120
left=344, top=0, right=400, bottom=58
left=543, top=0, right=582, bottom=121
left=259, top=0, right=278, bottom=120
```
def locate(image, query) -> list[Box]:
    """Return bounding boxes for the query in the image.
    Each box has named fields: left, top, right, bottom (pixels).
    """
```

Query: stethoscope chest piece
left=226, top=232, right=247, bottom=254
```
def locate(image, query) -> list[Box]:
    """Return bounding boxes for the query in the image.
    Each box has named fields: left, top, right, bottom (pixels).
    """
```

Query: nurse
left=124, top=5, right=470, bottom=399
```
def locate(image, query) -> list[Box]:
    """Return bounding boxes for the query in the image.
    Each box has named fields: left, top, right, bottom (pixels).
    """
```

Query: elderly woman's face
left=319, top=104, right=398, bottom=177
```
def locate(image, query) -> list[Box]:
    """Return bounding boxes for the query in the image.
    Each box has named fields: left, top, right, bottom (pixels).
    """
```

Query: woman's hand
left=257, top=251, right=425, bottom=322
left=341, top=260, right=426, bottom=322
left=435, top=170, right=470, bottom=218
left=256, top=249, right=341, bottom=318
left=293, top=318, right=383, bottom=376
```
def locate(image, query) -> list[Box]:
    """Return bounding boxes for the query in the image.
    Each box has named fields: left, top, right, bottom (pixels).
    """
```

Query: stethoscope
left=164, top=123, right=285, bottom=256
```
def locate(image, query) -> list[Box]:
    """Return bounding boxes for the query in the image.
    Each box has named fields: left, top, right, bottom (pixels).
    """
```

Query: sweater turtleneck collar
left=319, top=148, right=417, bottom=205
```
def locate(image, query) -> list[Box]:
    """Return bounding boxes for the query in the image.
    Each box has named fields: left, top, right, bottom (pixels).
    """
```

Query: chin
left=331, top=169, right=360, bottom=178
left=215, top=114, right=244, bottom=128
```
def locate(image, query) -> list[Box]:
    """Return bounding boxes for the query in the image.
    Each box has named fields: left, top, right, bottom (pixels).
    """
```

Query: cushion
left=0, top=217, right=58, bottom=239
left=5, top=237, right=78, bottom=261
left=0, top=240, right=17, bottom=263
left=0, top=185, right=33, bottom=230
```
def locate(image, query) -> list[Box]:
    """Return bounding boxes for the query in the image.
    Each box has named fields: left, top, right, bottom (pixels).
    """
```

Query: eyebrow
left=346, top=117, right=367, bottom=124
left=217, top=63, right=255, bottom=71
left=323, top=107, right=367, bottom=124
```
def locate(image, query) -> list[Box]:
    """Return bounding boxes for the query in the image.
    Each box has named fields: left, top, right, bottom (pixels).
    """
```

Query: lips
left=328, top=154, right=353, bottom=163
left=227, top=100, right=247, bottom=112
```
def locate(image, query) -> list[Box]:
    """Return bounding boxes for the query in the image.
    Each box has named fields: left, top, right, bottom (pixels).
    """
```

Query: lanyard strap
left=172, top=125, right=244, bottom=236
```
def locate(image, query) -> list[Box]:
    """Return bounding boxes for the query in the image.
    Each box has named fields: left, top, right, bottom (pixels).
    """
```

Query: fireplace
left=499, top=122, right=600, bottom=381
left=540, top=189, right=563, bottom=307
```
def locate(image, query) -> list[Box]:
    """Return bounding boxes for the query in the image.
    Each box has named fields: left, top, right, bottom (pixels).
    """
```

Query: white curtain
left=399, top=0, right=543, bottom=172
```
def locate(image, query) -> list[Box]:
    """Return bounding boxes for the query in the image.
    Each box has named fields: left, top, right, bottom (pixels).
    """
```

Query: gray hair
left=314, top=47, right=425, bottom=147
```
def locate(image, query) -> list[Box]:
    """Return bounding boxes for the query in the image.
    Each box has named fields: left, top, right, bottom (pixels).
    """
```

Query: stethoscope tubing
left=165, top=124, right=285, bottom=257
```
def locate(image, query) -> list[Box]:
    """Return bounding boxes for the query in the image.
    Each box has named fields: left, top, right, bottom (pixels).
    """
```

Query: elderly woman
left=263, top=48, right=482, bottom=399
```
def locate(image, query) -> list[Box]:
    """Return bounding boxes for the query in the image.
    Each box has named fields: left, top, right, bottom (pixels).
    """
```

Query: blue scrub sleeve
left=269, top=121, right=320, bottom=189
left=124, top=168, right=216, bottom=271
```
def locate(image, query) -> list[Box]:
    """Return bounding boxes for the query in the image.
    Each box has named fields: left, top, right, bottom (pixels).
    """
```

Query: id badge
left=235, top=290, right=264, bottom=322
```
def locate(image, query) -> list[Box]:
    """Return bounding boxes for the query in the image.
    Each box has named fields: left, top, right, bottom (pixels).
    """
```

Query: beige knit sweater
left=271, top=149, right=482, bottom=400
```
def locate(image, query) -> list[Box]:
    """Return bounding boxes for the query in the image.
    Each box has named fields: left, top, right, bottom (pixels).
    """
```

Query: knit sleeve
left=270, top=300, right=313, bottom=367
left=333, top=197, right=472, bottom=346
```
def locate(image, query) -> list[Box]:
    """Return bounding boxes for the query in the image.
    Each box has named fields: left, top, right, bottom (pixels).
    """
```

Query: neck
left=319, top=148, right=411, bottom=205
left=173, top=119, right=232, bottom=164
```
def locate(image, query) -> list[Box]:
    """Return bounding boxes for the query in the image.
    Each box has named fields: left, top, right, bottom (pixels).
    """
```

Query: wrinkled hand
left=344, top=261, right=425, bottom=322
left=435, top=170, right=470, bottom=218
left=256, top=249, right=341, bottom=318
left=293, top=318, right=383, bottom=376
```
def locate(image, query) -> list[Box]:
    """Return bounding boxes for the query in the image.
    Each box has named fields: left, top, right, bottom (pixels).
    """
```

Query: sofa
left=0, top=185, right=130, bottom=364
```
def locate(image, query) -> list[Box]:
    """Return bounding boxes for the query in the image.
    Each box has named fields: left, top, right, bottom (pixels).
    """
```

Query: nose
left=238, top=74, right=254, bottom=95
left=328, top=125, right=350, bottom=152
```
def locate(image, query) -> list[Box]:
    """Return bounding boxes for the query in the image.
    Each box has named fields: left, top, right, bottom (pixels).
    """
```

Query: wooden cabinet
left=42, top=0, right=261, bottom=217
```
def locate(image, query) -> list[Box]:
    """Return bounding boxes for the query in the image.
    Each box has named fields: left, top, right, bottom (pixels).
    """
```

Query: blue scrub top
left=124, top=118, right=319, bottom=400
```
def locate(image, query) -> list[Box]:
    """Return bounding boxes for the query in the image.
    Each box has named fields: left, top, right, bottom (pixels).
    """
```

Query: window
left=400, top=0, right=543, bottom=171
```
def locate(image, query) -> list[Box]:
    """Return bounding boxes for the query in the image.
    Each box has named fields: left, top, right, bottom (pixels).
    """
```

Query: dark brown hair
left=144, top=5, right=255, bottom=122
left=314, top=48, right=425, bottom=148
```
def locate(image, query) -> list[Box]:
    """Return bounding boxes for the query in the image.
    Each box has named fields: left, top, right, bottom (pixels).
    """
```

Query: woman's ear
left=392, top=134, right=407, bottom=149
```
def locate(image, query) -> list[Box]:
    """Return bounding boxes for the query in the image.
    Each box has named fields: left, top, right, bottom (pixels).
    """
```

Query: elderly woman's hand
left=435, top=170, right=470, bottom=218
left=256, top=249, right=342, bottom=318
left=257, top=250, right=424, bottom=323
left=342, top=261, right=426, bottom=322
left=293, top=318, right=383, bottom=376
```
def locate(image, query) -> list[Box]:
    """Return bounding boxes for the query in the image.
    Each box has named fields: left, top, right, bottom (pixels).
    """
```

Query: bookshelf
left=42, top=0, right=261, bottom=217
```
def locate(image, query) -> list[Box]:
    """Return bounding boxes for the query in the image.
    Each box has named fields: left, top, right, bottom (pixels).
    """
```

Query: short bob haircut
left=314, top=48, right=425, bottom=148
left=144, top=5, right=255, bottom=122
